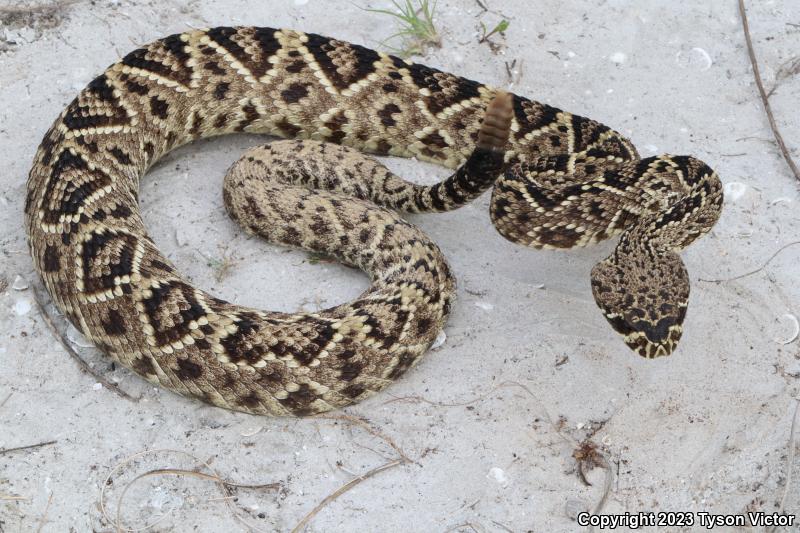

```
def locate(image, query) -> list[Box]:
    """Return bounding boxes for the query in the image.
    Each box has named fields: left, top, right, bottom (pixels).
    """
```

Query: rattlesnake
left=25, top=27, right=723, bottom=416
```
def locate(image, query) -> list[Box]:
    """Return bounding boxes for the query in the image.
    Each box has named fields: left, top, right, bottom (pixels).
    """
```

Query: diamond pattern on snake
left=25, top=27, right=723, bottom=415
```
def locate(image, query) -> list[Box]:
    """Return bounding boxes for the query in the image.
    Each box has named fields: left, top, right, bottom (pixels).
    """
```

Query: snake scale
left=25, top=27, right=723, bottom=416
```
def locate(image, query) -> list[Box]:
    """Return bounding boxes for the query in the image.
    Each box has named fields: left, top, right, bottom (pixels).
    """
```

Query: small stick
left=0, top=440, right=57, bottom=456
left=504, top=59, right=516, bottom=82
left=31, top=285, right=137, bottom=402
left=445, top=523, right=481, bottom=533
left=738, top=0, right=800, bottom=182
left=768, top=399, right=800, bottom=533
left=491, top=521, right=514, bottom=533
left=115, top=468, right=281, bottom=531
left=102, top=448, right=279, bottom=533
left=290, top=459, right=405, bottom=533
left=1, top=494, right=28, bottom=501
left=0, top=392, right=11, bottom=409
left=698, top=241, right=800, bottom=283
left=0, top=0, right=82, bottom=15
left=383, top=386, right=501, bottom=408
left=124, top=468, right=281, bottom=491
left=35, top=492, right=54, bottom=533
left=590, top=453, right=614, bottom=516
left=318, top=413, right=412, bottom=463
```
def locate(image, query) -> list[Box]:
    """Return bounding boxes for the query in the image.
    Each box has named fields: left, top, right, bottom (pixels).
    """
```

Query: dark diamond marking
left=108, top=147, right=133, bottom=165
left=221, top=315, right=267, bottom=365
left=80, top=230, right=137, bottom=294
left=339, top=361, right=362, bottom=382
left=305, top=32, right=380, bottom=90
left=132, top=356, right=157, bottom=376
left=386, top=351, right=416, bottom=380
left=42, top=244, right=60, bottom=272
left=511, top=95, right=560, bottom=142
left=214, top=81, right=230, bottom=100
left=102, top=309, right=127, bottom=335
left=176, top=358, right=204, bottom=380
left=278, top=383, right=317, bottom=415
left=240, top=392, right=262, bottom=408
left=121, top=33, right=192, bottom=85
left=274, top=117, right=301, bottom=137
left=281, top=82, right=309, bottom=104
left=141, top=281, right=206, bottom=346
left=571, top=114, right=609, bottom=153
left=207, top=26, right=280, bottom=79
left=341, top=383, right=365, bottom=399
left=406, top=62, right=481, bottom=115
left=236, top=103, right=259, bottom=133
left=149, top=95, right=169, bottom=119
left=63, top=75, right=128, bottom=131
left=323, top=112, right=348, bottom=143
left=378, top=103, right=401, bottom=127
left=40, top=149, right=112, bottom=225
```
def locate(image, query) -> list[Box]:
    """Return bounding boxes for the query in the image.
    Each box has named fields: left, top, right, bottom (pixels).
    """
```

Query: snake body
left=25, top=27, right=723, bottom=415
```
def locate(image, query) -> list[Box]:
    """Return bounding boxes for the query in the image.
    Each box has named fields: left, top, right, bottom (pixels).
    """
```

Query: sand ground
left=1, top=0, right=800, bottom=531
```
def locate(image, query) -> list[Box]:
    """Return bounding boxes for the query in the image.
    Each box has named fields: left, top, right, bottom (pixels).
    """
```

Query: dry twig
left=383, top=385, right=504, bottom=408
left=738, top=0, right=800, bottom=182
left=491, top=521, right=514, bottom=533
left=35, top=492, right=54, bottom=533
left=698, top=241, right=800, bottom=283
left=768, top=399, right=800, bottom=533
left=0, top=440, right=57, bottom=456
left=444, top=522, right=483, bottom=533
left=289, top=413, right=414, bottom=531
left=317, top=413, right=412, bottom=463
left=1, top=493, right=28, bottom=501
left=101, top=448, right=280, bottom=532
left=0, top=0, right=81, bottom=15
left=291, top=459, right=405, bottom=533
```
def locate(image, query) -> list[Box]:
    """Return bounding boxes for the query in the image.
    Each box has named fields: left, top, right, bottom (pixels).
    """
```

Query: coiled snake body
left=25, top=27, right=723, bottom=415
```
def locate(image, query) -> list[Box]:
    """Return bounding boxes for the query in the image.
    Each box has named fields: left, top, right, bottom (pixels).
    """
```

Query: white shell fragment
left=723, top=182, right=747, bottom=202
left=431, top=330, right=447, bottom=349
left=676, top=47, right=713, bottom=71
left=776, top=314, right=799, bottom=345
left=609, top=52, right=626, bottom=64
left=488, top=467, right=509, bottom=485
left=67, top=324, right=95, bottom=348
left=12, top=276, right=28, bottom=291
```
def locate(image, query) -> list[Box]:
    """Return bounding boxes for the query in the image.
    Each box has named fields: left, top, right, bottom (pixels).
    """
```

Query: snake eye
left=604, top=313, right=635, bottom=336
left=659, top=302, right=675, bottom=315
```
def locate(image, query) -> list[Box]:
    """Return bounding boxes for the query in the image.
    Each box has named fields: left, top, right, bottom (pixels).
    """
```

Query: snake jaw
left=600, top=310, right=685, bottom=358
left=624, top=316, right=685, bottom=358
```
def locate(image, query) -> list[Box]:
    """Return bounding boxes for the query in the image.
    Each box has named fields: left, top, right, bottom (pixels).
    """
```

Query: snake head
left=590, top=247, right=689, bottom=358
